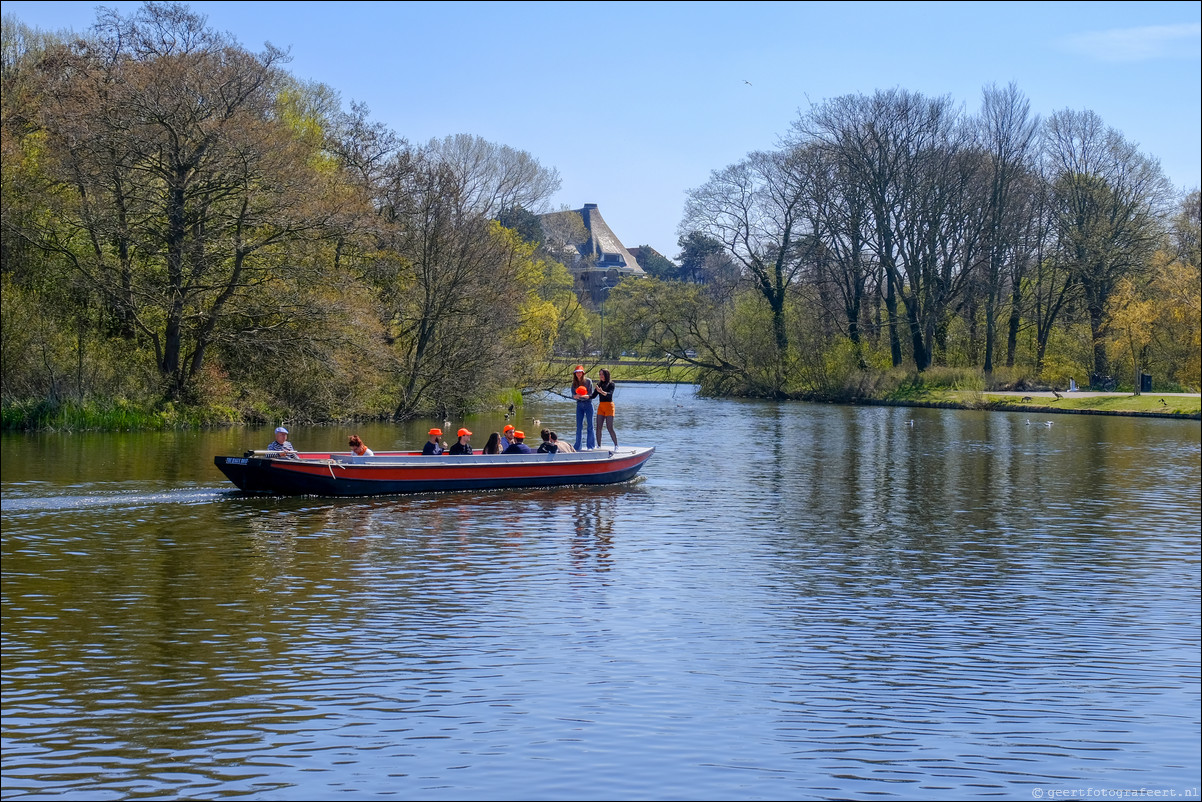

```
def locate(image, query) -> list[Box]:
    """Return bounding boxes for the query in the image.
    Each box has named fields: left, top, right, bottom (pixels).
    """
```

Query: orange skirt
left=597, top=401, right=615, bottom=417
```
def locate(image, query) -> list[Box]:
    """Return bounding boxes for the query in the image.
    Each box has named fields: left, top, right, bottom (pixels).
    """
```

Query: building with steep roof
left=539, top=203, right=645, bottom=305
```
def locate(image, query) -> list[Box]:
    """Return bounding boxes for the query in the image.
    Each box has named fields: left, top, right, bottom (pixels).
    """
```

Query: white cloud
left=1060, top=23, right=1202, bottom=62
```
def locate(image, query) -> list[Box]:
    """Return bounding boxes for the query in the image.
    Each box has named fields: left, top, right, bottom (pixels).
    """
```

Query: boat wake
left=0, top=483, right=238, bottom=516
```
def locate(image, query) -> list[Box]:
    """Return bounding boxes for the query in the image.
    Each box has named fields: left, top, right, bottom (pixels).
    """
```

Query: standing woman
left=570, top=365, right=596, bottom=450
left=594, top=367, right=617, bottom=449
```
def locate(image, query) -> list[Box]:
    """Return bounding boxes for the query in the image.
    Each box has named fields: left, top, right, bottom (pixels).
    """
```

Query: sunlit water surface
left=2, top=385, right=1199, bottom=800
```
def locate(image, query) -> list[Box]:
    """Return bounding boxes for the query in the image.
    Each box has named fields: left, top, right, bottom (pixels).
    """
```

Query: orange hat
left=514, top=430, right=525, bottom=439
left=457, top=428, right=471, bottom=437
left=428, top=428, right=442, bottom=436
left=574, top=365, right=584, bottom=373
left=575, top=386, right=589, bottom=396
left=503, top=424, right=514, bottom=432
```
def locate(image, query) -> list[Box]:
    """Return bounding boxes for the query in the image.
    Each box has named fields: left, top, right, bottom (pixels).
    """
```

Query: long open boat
left=214, top=446, right=655, bottom=496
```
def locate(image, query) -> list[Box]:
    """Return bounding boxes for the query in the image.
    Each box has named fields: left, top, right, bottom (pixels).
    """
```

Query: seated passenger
left=267, top=426, right=299, bottom=459
left=422, top=428, right=446, bottom=455
left=347, top=434, right=374, bottom=462
left=500, top=424, right=517, bottom=451
left=448, top=428, right=474, bottom=455
left=536, top=428, right=558, bottom=454
left=502, top=430, right=534, bottom=454
left=549, top=431, right=574, bottom=453
left=481, top=432, right=502, bottom=454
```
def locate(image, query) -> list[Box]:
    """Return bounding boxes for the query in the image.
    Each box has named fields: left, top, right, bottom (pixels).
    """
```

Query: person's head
left=514, top=430, right=525, bottom=442
left=274, top=426, right=289, bottom=442
left=428, top=427, right=442, bottom=440
left=457, top=427, right=472, bottom=442
left=503, top=424, right=515, bottom=441
left=549, top=431, right=559, bottom=442
left=540, top=428, right=551, bottom=442
left=599, top=368, right=610, bottom=382
left=348, top=434, right=363, bottom=449
left=485, top=432, right=500, bottom=448
left=573, top=365, right=585, bottom=382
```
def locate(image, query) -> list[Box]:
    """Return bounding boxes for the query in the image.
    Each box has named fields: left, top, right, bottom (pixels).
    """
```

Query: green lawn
left=952, top=391, right=1200, bottom=417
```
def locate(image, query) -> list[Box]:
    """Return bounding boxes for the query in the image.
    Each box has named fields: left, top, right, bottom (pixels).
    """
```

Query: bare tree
left=681, top=147, right=815, bottom=391
left=425, top=133, right=561, bottom=218
left=1043, top=108, right=1173, bottom=380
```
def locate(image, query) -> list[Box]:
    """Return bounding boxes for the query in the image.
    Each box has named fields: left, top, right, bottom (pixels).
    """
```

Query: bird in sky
left=743, top=80, right=752, bottom=86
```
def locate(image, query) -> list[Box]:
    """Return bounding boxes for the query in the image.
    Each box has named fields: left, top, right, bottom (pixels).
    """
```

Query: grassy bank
left=874, top=389, right=1201, bottom=419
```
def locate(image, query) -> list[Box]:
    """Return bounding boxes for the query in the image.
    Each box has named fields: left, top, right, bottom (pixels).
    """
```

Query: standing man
left=570, top=365, right=595, bottom=450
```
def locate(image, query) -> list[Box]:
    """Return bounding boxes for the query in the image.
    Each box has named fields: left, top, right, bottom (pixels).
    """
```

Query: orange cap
left=575, top=386, right=589, bottom=396
left=574, top=365, right=584, bottom=373
left=457, top=428, right=471, bottom=437
left=514, top=431, right=525, bottom=439
left=503, top=424, right=514, bottom=432
left=428, top=428, right=442, bottom=436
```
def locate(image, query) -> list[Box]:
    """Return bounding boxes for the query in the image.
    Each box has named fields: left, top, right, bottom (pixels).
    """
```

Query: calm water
left=2, top=384, right=1199, bottom=801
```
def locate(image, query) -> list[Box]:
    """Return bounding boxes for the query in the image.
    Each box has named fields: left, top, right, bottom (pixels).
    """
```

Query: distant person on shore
left=482, top=432, right=503, bottom=454
left=594, top=367, right=618, bottom=449
left=571, top=365, right=596, bottom=450
left=267, top=427, right=298, bottom=458
left=448, top=428, right=474, bottom=455
left=537, top=428, right=559, bottom=454
left=347, top=434, right=373, bottom=462
left=422, top=428, right=446, bottom=455
left=503, top=430, right=534, bottom=454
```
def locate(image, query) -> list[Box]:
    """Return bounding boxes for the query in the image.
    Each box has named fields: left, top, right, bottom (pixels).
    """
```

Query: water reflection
left=2, top=387, right=1198, bottom=800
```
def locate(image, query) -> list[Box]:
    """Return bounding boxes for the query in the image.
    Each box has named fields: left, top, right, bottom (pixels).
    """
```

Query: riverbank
left=854, top=390, right=1201, bottom=420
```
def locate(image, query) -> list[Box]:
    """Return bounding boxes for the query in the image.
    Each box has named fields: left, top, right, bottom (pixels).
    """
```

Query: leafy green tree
left=14, top=2, right=341, bottom=403
left=634, top=244, right=678, bottom=281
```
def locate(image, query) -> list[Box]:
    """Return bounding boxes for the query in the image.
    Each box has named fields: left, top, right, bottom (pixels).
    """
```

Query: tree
left=675, top=231, right=725, bottom=283
left=976, top=82, right=1040, bottom=374
left=634, top=244, right=678, bottom=281
left=797, top=89, right=976, bottom=371
left=424, top=133, right=561, bottom=218
left=16, top=2, right=340, bottom=402
left=1043, top=108, right=1173, bottom=381
left=681, top=147, right=815, bottom=392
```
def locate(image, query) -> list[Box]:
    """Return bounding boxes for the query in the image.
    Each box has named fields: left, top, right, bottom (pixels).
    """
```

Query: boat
left=214, top=446, right=655, bottom=497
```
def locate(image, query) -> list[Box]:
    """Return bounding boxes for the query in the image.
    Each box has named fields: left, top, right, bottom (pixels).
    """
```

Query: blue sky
left=4, top=1, right=1200, bottom=258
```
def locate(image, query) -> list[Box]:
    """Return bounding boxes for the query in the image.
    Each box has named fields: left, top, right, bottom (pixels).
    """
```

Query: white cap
left=275, top=427, right=288, bottom=434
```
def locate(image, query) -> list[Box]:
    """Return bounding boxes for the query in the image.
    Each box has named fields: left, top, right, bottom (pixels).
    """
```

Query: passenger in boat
left=571, top=365, right=596, bottom=451
left=500, top=424, right=517, bottom=451
left=448, top=428, right=474, bottom=455
left=267, top=426, right=298, bottom=458
left=594, top=367, right=617, bottom=449
left=537, top=428, right=558, bottom=454
left=482, top=432, right=503, bottom=455
left=503, top=430, right=534, bottom=454
left=346, top=435, right=373, bottom=462
left=549, top=431, right=574, bottom=452
left=422, top=428, right=446, bottom=455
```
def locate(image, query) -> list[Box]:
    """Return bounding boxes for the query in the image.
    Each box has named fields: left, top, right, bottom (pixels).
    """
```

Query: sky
left=4, top=0, right=1200, bottom=260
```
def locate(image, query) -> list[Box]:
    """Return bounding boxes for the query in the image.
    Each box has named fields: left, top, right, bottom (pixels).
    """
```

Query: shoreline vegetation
left=4, top=362, right=1197, bottom=432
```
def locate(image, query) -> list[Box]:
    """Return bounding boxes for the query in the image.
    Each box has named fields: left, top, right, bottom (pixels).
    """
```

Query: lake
left=2, top=384, right=1199, bottom=800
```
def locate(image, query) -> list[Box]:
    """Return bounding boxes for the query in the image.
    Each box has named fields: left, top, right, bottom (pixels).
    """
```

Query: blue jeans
left=575, top=402, right=595, bottom=450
